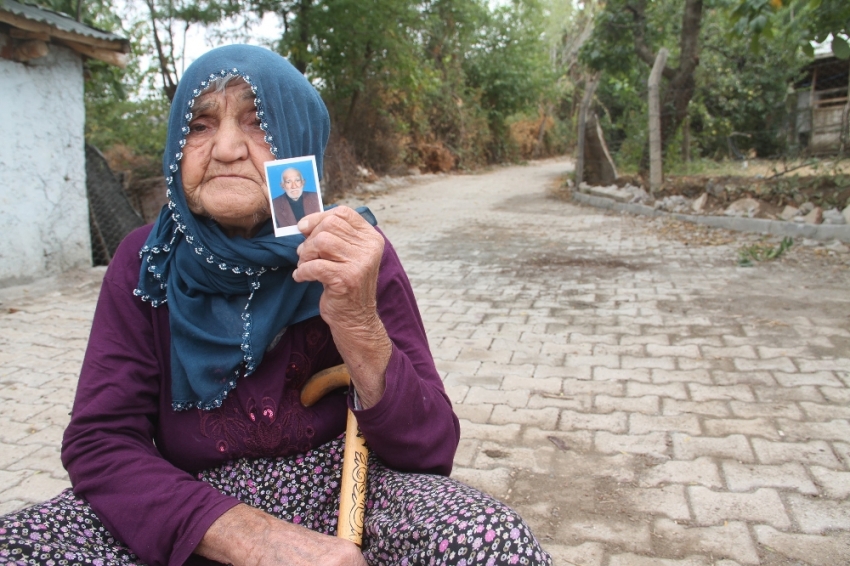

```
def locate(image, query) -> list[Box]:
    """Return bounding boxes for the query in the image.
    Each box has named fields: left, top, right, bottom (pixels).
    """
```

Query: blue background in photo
left=268, top=160, right=319, bottom=199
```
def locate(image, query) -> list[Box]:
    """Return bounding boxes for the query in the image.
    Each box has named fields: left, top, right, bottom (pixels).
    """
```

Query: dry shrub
left=326, top=85, right=405, bottom=175
left=102, top=144, right=166, bottom=223
left=417, top=142, right=457, bottom=173
left=509, top=114, right=555, bottom=159
left=322, top=133, right=360, bottom=202
left=103, top=143, right=162, bottom=178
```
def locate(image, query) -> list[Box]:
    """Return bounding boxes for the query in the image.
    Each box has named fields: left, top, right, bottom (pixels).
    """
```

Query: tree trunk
left=575, top=72, right=601, bottom=187
left=290, top=0, right=312, bottom=74
left=630, top=0, right=703, bottom=173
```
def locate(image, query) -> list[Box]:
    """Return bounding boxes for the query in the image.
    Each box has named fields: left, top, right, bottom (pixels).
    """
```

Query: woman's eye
left=189, top=122, right=207, bottom=133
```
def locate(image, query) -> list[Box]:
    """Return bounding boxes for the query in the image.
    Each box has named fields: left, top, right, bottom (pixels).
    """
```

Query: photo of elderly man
left=272, top=167, right=321, bottom=228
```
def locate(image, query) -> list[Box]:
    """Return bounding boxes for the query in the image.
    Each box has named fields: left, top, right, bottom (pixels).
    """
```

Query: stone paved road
left=2, top=158, right=850, bottom=565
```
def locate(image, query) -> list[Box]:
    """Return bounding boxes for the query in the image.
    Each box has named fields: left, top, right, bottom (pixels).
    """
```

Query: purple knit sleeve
left=61, top=227, right=239, bottom=566
left=351, top=232, right=460, bottom=475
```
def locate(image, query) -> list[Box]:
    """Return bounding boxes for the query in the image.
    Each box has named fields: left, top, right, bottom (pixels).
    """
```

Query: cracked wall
left=0, top=37, right=90, bottom=287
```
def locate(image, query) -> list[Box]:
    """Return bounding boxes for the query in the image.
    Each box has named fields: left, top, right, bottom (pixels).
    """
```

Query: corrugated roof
left=0, top=0, right=126, bottom=46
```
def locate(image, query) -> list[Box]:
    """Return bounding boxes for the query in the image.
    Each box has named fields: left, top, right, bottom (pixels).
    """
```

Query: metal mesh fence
left=85, top=144, right=145, bottom=266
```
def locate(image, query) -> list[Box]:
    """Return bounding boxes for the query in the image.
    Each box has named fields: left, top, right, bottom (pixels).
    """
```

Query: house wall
left=0, top=37, right=90, bottom=286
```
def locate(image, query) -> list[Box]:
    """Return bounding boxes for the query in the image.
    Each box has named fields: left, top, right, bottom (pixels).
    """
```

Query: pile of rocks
left=577, top=182, right=850, bottom=226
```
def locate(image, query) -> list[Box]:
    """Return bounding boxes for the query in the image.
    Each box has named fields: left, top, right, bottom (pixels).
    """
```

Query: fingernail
left=297, top=218, right=308, bottom=232
left=297, top=243, right=303, bottom=255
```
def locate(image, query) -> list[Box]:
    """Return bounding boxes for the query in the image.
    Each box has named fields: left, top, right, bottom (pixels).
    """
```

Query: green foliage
left=731, top=0, right=850, bottom=59
left=578, top=0, right=809, bottom=170
left=273, top=0, right=552, bottom=170
left=689, top=6, right=808, bottom=158
left=738, top=236, right=793, bottom=266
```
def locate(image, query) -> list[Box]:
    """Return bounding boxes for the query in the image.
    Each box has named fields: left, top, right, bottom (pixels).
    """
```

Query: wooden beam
left=56, top=38, right=128, bottom=68
left=9, top=29, right=50, bottom=41
left=0, top=9, right=128, bottom=53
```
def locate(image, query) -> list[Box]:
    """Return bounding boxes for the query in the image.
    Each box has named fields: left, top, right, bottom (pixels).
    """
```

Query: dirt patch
left=519, top=253, right=645, bottom=272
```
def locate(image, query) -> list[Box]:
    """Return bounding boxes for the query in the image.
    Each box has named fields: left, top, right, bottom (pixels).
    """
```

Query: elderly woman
left=0, top=45, right=551, bottom=566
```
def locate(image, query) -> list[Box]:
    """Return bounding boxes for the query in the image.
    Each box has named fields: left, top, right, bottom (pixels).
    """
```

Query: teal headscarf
left=135, top=45, right=370, bottom=411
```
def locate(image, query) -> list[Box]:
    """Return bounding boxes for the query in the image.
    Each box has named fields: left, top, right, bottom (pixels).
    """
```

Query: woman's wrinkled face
left=181, top=78, right=274, bottom=238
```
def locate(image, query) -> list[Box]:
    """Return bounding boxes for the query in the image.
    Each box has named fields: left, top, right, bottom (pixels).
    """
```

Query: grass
left=737, top=237, right=794, bottom=267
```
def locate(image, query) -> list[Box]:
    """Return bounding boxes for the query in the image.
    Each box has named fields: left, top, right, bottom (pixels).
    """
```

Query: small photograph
left=265, top=155, right=324, bottom=237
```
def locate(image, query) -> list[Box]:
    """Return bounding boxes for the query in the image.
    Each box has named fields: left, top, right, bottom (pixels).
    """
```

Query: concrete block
left=752, top=438, right=843, bottom=468
left=458, top=420, right=521, bottom=443
left=787, top=492, right=850, bottom=534
left=701, top=345, right=758, bottom=359
left=559, top=410, right=627, bottom=433
left=534, top=364, right=592, bottom=380
left=754, top=384, right=824, bottom=403
left=624, top=484, right=689, bottom=520
left=595, top=395, right=659, bottom=415
left=608, top=554, right=713, bottom=566
left=639, top=457, right=721, bottom=489
left=733, top=358, right=797, bottom=372
left=593, top=367, right=651, bottom=382
left=809, top=466, right=850, bottom=499
left=630, top=414, right=701, bottom=436
left=627, top=382, right=688, bottom=400
left=466, top=386, right=530, bottom=408
left=595, top=432, right=668, bottom=456
left=729, top=401, right=802, bottom=420
left=712, top=370, right=775, bottom=386
left=453, top=403, right=493, bottom=423
left=688, top=384, right=754, bottom=402
left=651, top=368, right=713, bottom=384
left=820, top=387, right=850, bottom=404
left=672, top=433, right=754, bottom=462
left=621, top=356, right=676, bottom=370
left=722, top=461, right=818, bottom=495
left=544, top=541, right=605, bottom=566
left=772, top=371, right=842, bottom=387
left=558, top=518, right=652, bottom=553
left=663, top=399, right=730, bottom=418
left=689, top=486, right=790, bottom=529
left=800, top=401, right=850, bottom=421
left=563, top=378, right=624, bottom=396
left=490, top=405, right=559, bottom=429
left=775, top=418, right=850, bottom=442
left=0, top=471, right=70, bottom=506
left=646, top=344, right=702, bottom=358
left=499, top=375, right=564, bottom=394
left=753, top=525, right=850, bottom=566
left=652, top=518, right=759, bottom=565
left=703, top=418, right=779, bottom=440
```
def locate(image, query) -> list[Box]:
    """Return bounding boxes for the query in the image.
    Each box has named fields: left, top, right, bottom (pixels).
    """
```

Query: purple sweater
left=61, top=225, right=460, bottom=566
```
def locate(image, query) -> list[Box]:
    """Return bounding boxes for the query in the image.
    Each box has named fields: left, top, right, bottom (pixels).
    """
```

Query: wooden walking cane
left=300, top=364, right=368, bottom=546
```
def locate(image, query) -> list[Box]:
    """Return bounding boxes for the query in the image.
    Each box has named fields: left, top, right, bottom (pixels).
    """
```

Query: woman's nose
left=210, top=119, right=249, bottom=162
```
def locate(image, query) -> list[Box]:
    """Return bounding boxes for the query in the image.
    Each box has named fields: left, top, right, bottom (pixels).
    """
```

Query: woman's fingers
left=292, top=207, right=383, bottom=287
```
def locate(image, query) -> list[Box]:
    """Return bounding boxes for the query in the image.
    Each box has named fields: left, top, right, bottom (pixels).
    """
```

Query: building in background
left=794, top=52, right=850, bottom=155
left=0, top=0, right=128, bottom=286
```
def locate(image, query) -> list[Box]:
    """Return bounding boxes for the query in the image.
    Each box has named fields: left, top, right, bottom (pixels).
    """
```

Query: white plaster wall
left=0, top=38, right=90, bottom=286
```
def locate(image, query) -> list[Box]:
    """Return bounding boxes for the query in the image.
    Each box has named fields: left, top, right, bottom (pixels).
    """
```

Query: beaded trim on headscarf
left=132, top=68, right=280, bottom=411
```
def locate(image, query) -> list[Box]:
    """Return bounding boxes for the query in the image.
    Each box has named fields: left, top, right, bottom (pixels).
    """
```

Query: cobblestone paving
left=2, top=158, right=850, bottom=565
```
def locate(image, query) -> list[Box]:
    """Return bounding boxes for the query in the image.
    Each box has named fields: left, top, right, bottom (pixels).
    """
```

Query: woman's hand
left=292, top=207, right=392, bottom=409
left=196, top=504, right=367, bottom=566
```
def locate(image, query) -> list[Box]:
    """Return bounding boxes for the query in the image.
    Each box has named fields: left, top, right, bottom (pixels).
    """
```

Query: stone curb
left=572, top=191, right=850, bottom=243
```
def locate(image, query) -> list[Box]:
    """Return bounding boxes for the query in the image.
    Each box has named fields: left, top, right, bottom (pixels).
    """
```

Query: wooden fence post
left=575, top=72, right=601, bottom=188
left=648, top=48, right=668, bottom=193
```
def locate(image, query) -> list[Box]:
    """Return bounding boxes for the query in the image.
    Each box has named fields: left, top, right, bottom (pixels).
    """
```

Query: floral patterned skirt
left=1, top=437, right=551, bottom=565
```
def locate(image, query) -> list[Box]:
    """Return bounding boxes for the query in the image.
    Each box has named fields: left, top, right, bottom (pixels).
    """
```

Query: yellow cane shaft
left=338, top=409, right=368, bottom=546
